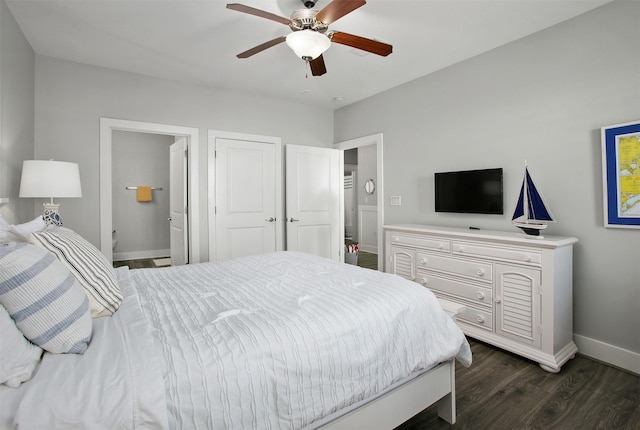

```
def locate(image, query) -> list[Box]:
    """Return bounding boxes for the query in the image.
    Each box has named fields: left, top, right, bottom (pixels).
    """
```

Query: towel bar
left=125, top=186, right=163, bottom=190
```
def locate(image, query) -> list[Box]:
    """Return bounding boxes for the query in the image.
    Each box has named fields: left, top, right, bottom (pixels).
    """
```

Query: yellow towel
left=136, top=186, right=152, bottom=202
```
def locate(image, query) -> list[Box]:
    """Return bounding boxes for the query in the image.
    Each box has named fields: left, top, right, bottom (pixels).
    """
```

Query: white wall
left=0, top=0, right=33, bottom=224
left=335, top=1, right=640, bottom=364
left=33, top=56, right=334, bottom=259
left=112, top=130, right=173, bottom=260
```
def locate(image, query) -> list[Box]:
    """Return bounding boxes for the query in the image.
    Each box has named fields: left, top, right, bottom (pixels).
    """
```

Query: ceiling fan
left=226, top=0, right=393, bottom=76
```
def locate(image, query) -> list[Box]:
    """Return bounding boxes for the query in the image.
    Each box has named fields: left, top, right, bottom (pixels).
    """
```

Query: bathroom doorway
left=99, top=118, right=200, bottom=264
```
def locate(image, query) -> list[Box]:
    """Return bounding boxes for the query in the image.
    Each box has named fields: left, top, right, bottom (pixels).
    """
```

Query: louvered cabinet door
left=495, top=263, right=541, bottom=348
left=389, top=246, right=416, bottom=281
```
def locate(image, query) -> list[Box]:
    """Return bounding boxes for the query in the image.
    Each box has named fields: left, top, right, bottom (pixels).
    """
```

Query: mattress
left=130, top=251, right=471, bottom=429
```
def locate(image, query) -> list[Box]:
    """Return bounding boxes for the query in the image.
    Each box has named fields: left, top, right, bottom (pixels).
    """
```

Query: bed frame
left=320, top=359, right=456, bottom=429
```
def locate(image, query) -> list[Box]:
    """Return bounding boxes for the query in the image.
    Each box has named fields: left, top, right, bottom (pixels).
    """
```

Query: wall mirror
left=364, top=178, right=376, bottom=194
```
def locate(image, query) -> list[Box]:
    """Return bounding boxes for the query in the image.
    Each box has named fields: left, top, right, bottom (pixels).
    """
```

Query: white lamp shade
left=286, top=30, right=331, bottom=60
left=19, top=160, right=82, bottom=198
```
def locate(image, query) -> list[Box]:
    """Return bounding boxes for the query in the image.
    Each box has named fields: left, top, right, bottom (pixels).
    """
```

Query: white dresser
left=384, top=224, right=578, bottom=372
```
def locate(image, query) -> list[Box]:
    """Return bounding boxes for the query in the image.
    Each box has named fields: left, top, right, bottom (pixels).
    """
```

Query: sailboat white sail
left=512, top=164, right=555, bottom=237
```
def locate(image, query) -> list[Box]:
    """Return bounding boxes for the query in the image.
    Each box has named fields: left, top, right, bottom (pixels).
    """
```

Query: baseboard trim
left=574, top=334, right=640, bottom=375
left=113, top=249, right=170, bottom=262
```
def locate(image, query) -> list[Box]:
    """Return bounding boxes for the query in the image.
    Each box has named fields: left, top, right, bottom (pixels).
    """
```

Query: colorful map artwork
left=617, top=132, right=640, bottom=216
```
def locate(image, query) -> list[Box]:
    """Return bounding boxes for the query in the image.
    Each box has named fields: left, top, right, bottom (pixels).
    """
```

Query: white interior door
left=169, top=137, right=188, bottom=265
left=214, top=138, right=278, bottom=261
left=286, top=144, right=342, bottom=261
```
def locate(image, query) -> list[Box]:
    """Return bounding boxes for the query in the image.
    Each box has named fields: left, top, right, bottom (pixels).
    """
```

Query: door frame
left=336, top=133, right=384, bottom=271
left=207, top=129, right=283, bottom=262
left=99, top=118, right=200, bottom=263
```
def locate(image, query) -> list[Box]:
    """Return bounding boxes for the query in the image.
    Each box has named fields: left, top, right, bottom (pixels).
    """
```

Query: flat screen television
left=434, top=168, right=503, bottom=214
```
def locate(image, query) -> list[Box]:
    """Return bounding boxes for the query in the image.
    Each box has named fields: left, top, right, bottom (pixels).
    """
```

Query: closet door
left=286, top=144, right=342, bottom=261
left=212, top=137, right=280, bottom=261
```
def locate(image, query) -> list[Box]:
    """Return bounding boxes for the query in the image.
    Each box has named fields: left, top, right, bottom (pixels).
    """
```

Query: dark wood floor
left=396, top=339, right=640, bottom=430
left=113, top=258, right=161, bottom=269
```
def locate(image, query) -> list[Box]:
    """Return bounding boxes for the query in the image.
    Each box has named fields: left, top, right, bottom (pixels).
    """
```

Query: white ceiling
left=7, top=0, right=612, bottom=110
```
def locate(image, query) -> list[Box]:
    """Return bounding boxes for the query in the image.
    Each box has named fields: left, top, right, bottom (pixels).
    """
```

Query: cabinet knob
left=476, top=315, right=485, bottom=324
left=495, top=297, right=502, bottom=304
left=437, top=243, right=444, bottom=249
left=476, top=292, right=485, bottom=300
left=457, top=247, right=464, bottom=253
left=420, top=257, right=427, bottom=265
left=476, top=268, right=485, bottom=277
left=419, top=278, right=428, bottom=285
left=523, top=255, right=531, bottom=262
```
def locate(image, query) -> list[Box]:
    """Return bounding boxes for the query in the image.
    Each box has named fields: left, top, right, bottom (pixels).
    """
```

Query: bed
left=0, top=224, right=471, bottom=429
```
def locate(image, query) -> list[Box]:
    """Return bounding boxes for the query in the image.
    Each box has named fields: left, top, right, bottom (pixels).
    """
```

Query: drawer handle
left=419, top=278, right=428, bottom=285
left=523, top=255, right=532, bottom=262
left=476, top=268, right=485, bottom=277
left=420, top=257, right=428, bottom=265
left=476, top=315, right=485, bottom=324
left=476, top=292, right=485, bottom=300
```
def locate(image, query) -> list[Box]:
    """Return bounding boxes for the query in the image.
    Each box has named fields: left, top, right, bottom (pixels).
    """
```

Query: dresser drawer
left=452, top=241, right=541, bottom=266
left=388, top=233, right=450, bottom=253
left=417, top=252, right=492, bottom=283
left=457, top=306, right=493, bottom=331
left=416, top=270, right=492, bottom=306
left=431, top=293, right=493, bottom=331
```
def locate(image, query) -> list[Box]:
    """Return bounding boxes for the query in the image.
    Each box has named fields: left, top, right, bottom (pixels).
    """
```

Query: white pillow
left=0, top=216, right=46, bottom=245
left=8, top=216, right=46, bottom=242
left=0, top=242, right=92, bottom=354
left=29, top=228, right=122, bottom=317
left=0, top=304, right=43, bottom=388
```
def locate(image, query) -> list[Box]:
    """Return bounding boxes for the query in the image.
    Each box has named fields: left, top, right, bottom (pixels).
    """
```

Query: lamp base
left=43, top=202, right=62, bottom=226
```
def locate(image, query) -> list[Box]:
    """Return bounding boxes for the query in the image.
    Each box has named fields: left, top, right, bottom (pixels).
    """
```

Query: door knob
left=289, top=218, right=299, bottom=222
left=265, top=217, right=276, bottom=222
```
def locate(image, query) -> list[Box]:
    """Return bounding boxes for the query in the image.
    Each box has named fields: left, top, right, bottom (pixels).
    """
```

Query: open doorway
left=337, top=133, right=383, bottom=271
left=99, top=118, right=200, bottom=264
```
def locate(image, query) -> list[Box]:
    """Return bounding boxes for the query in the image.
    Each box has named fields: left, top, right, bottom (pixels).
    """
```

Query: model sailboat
left=512, top=164, right=555, bottom=237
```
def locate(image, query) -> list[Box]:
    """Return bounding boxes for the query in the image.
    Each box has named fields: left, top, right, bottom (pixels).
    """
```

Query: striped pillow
left=29, top=228, right=122, bottom=317
left=0, top=242, right=92, bottom=354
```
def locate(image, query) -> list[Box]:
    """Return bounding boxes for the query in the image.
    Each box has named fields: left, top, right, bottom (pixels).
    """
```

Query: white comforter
left=132, top=251, right=470, bottom=429
left=4, top=251, right=471, bottom=430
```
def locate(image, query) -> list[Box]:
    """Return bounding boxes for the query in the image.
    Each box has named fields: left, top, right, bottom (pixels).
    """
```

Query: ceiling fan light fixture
left=286, top=30, right=330, bottom=60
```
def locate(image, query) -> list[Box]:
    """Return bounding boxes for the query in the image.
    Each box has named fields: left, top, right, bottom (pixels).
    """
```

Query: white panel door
left=215, top=138, right=277, bottom=260
left=169, top=137, right=188, bottom=266
left=286, top=144, right=341, bottom=261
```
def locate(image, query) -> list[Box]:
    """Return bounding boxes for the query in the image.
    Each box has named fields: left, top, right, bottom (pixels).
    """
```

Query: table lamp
left=19, top=160, right=82, bottom=226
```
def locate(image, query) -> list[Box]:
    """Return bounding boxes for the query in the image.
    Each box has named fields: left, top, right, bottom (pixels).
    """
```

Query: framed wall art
left=601, top=120, right=640, bottom=228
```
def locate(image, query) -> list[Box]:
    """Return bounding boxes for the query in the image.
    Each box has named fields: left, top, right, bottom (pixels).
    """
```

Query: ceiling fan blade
left=310, top=55, right=327, bottom=76
left=315, top=0, right=366, bottom=25
left=237, top=36, right=287, bottom=58
left=226, top=3, right=291, bottom=25
left=331, top=31, right=392, bottom=56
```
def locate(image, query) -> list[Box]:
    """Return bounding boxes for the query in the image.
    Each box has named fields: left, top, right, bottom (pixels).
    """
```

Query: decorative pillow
left=0, top=216, right=46, bottom=244
left=0, top=242, right=92, bottom=354
left=0, top=303, right=43, bottom=387
left=29, top=228, right=122, bottom=317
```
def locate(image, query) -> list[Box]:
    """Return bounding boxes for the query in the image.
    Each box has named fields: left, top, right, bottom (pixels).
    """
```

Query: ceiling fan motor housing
left=289, top=9, right=328, bottom=32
